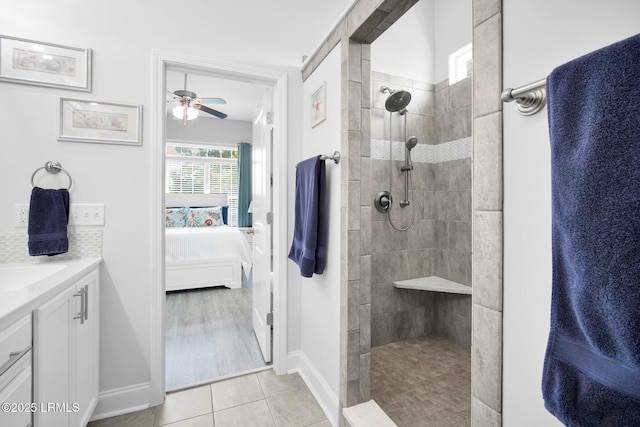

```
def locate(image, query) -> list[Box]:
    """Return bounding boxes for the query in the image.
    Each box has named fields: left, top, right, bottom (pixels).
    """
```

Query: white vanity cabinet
left=33, top=268, right=99, bottom=427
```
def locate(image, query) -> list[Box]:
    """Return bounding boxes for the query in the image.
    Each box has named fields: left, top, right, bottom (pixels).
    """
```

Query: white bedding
left=165, top=226, right=252, bottom=276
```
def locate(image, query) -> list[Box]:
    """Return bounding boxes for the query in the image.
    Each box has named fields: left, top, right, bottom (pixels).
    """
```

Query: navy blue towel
left=28, top=187, right=70, bottom=256
left=542, top=33, right=640, bottom=426
left=288, top=156, right=327, bottom=277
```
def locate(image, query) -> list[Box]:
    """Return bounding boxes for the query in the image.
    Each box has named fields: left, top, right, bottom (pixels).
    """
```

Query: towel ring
left=31, top=161, right=73, bottom=190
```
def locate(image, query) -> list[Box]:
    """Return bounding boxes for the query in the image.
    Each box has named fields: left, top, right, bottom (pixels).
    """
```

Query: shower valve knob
left=374, top=191, right=392, bottom=213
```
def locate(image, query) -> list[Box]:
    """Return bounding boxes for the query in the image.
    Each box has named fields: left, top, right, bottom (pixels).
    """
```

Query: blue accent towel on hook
left=288, top=156, right=327, bottom=277
left=28, top=187, right=70, bottom=256
left=543, top=32, right=640, bottom=425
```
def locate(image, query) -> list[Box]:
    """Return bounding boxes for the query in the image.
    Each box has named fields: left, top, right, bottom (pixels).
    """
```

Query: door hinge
left=266, top=312, right=273, bottom=326
left=266, top=212, right=273, bottom=224
left=266, top=112, right=274, bottom=125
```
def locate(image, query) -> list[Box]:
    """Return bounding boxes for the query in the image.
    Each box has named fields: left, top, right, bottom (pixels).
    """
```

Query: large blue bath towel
left=288, top=156, right=327, bottom=277
left=543, top=33, right=640, bottom=426
left=28, top=187, right=70, bottom=256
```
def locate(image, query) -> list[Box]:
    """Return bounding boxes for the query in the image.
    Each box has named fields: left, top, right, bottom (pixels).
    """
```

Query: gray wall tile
left=472, top=304, right=502, bottom=413
left=473, top=14, right=502, bottom=118
left=450, top=77, right=472, bottom=110
left=450, top=220, right=472, bottom=253
left=359, top=305, right=371, bottom=353
left=359, top=353, right=371, bottom=400
left=371, top=314, right=390, bottom=346
left=473, top=0, right=501, bottom=26
left=472, top=397, right=502, bottom=427
left=474, top=112, right=502, bottom=211
left=473, top=211, right=503, bottom=311
left=347, top=280, right=360, bottom=331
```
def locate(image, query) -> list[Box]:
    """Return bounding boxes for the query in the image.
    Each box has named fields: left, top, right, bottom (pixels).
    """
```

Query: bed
left=165, top=194, right=252, bottom=292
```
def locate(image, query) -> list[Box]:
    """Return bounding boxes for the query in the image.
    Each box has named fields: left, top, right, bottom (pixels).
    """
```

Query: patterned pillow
left=165, top=207, right=187, bottom=227
left=186, top=206, right=224, bottom=227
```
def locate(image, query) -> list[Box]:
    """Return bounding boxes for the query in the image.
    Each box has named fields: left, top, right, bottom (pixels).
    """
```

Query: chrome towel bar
left=501, top=78, right=547, bottom=116
left=31, top=160, right=73, bottom=189
left=319, top=151, right=341, bottom=164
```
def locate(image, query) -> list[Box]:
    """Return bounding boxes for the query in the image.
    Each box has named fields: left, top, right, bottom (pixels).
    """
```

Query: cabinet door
left=71, top=269, right=99, bottom=427
left=33, top=284, right=76, bottom=427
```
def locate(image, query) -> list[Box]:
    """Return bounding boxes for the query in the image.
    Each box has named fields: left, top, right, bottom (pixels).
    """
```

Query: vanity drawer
left=0, top=315, right=31, bottom=371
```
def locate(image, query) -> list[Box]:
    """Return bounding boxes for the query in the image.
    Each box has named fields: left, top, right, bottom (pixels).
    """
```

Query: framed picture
left=310, top=81, right=326, bottom=128
left=58, top=98, right=142, bottom=146
left=0, top=35, right=91, bottom=91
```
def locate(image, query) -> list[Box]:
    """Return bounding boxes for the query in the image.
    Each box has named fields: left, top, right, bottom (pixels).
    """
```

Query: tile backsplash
left=0, top=230, right=103, bottom=263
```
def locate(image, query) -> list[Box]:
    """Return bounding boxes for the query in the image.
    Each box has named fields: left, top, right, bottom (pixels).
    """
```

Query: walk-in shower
left=374, top=86, right=417, bottom=231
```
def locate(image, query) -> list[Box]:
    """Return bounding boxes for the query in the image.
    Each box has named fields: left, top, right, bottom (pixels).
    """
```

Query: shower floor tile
left=371, top=335, right=471, bottom=427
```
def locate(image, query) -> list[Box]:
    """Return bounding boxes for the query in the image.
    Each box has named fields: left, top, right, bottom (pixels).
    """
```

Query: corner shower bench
left=393, top=276, right=472, bottom=294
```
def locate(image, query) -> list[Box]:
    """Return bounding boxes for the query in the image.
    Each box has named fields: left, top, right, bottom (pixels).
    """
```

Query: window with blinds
left=166, top=144, right=239, bottom=226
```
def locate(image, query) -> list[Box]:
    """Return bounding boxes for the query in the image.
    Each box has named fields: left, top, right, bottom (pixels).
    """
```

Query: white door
left=252, top=89, right=273, bottom=363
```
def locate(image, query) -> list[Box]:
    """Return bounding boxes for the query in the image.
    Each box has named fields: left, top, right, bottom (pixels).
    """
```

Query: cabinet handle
left=73, top=287, right=85, bottom=325
left=0, top=346, right=31, bottom=377
left=84, top=284, right=89, bottom=321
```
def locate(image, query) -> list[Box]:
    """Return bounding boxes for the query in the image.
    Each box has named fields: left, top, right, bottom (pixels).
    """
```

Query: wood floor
left=165, top=282, right=269, bottom=390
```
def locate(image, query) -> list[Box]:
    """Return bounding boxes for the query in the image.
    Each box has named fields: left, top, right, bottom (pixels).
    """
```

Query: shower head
left=405, top=136, right=418, bottom=151
left=385, top=90, right=412, bottom=112
left=380, top=86, right=412, bottom=112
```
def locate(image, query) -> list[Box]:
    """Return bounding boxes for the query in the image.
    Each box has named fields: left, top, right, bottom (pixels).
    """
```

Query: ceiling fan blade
left=196, top=104, right=227, bottom=119
left=199, top=97, right=227, bottom=105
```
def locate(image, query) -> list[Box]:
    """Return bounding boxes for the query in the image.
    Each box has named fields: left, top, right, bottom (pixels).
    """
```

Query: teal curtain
left=237, top=142, right=252, bottom=227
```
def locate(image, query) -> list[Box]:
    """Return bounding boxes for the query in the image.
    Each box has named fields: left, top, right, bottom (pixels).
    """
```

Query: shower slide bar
left=319, top=151, right=341, bottom=164
left=501, top=78, right=547, bottom=116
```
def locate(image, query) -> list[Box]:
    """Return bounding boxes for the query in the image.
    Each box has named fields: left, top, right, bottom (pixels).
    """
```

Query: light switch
left=69, top=204, right=105, bottom=226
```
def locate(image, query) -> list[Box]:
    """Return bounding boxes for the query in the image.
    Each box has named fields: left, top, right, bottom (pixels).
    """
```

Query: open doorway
left=163, top=68, right=272, bottom=390
left=150, top=51, right=289, bottom=402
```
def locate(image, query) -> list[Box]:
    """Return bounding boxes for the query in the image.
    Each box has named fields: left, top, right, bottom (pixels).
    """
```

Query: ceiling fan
left=167, top=73, right=228, bottom=125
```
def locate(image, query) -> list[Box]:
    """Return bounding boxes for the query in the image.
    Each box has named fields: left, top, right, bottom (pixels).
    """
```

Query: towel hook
left=31, top=161, right=73, bottom=190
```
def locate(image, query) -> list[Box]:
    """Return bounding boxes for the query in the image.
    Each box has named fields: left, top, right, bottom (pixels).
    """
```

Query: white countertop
left=0, top=257, right=102, bottom=330
left=393, top=276, right=472, bottom=295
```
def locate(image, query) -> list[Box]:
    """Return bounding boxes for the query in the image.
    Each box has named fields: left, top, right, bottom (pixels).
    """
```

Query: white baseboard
left=90, top=382, right=152, bottom=421
left=287, top=351, right=339, bottom=427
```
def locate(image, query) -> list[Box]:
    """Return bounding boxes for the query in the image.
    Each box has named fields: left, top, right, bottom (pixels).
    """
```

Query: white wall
left=371, top=0, right=471, bottom=84
left=371, top=0, right=435, bottom=83
left=502, top=1, right=640, bottom=425
left=0, top=0, right=351, bottom=417
left=294, top=43, right=342, bottom=424
left=433, top=0, right=472, bottom=83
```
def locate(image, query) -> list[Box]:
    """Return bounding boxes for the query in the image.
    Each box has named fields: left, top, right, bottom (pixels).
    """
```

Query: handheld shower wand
left=400, top=136, right=417, bottom=207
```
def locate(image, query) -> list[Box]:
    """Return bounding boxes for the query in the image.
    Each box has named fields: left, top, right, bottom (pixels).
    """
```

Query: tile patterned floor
left=371, top=335, right=471, bottom=427
left=88, top=371, right=331, bottom=427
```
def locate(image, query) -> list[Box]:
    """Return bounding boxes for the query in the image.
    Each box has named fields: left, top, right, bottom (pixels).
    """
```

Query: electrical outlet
left=13, top=204, right=29, bottom=227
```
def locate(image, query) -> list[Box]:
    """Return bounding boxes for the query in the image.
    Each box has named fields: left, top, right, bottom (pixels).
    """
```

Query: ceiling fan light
left=172, top=105, right=199, bottom=120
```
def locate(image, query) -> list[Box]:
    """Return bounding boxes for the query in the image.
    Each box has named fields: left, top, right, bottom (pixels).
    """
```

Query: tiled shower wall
left=370, top=71, right=472, bottom=349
